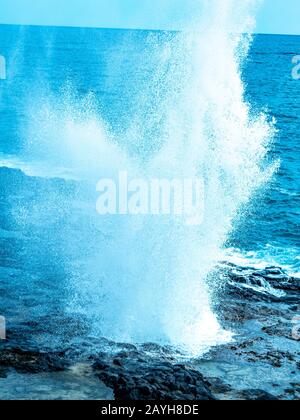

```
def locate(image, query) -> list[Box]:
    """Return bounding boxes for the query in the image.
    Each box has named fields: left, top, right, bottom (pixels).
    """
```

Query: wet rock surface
left=0, top=348, right=68, bottom=379
left=214, top=264, right=300, bottom=334
left=234, top=390, right=279, bottom=400
left=0, top=264, right=299, bottom=400
left=92, top=351, right=215, bottom=400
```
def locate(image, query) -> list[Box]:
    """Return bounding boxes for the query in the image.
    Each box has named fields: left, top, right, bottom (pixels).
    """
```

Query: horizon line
left=0, top=21, right=300, bottom=37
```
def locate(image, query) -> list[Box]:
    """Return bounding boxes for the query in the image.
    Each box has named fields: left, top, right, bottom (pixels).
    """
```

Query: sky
left=0, top=0, right=299, bottom=35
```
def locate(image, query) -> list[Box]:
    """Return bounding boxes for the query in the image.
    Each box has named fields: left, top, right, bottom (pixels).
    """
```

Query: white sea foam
left=224, top=245, right=300, bottom=276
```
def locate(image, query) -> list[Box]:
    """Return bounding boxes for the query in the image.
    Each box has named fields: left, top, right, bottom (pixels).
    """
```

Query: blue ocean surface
left=229, top=33, right=300, bottom=273
left=0, top=25, right=299, bottom=354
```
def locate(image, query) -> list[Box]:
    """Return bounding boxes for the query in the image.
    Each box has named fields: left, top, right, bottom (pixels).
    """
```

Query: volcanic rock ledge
left=92, top=350, right=216, bottom=400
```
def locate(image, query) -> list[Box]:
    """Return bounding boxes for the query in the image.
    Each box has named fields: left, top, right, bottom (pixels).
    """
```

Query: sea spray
left=18, top=0, right=275, bottom=354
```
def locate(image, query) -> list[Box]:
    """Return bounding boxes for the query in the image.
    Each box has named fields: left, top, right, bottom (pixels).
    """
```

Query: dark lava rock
left=243, top=350, right=297, bottom=368
left=236, top=390, right=279, bottom=400
left=92, top=352, right=215, bottom=400
left=262, top=322, right=298, bottom=341
left=0, top=348, right=68, bottom=374
left=205, top=377, right=232, bottom=394
left=215, top=263, right=300, bottom=323
left=223, top=264, right=300, bottom=296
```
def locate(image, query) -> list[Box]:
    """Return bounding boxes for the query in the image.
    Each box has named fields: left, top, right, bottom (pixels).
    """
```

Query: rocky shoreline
left=0, top=264, right=299, bottom=400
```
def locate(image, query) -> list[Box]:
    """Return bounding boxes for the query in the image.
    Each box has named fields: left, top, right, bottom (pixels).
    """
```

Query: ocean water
left=0, top=20, right=299, bottom=354
left=227, top=34, right=300, bottom=275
